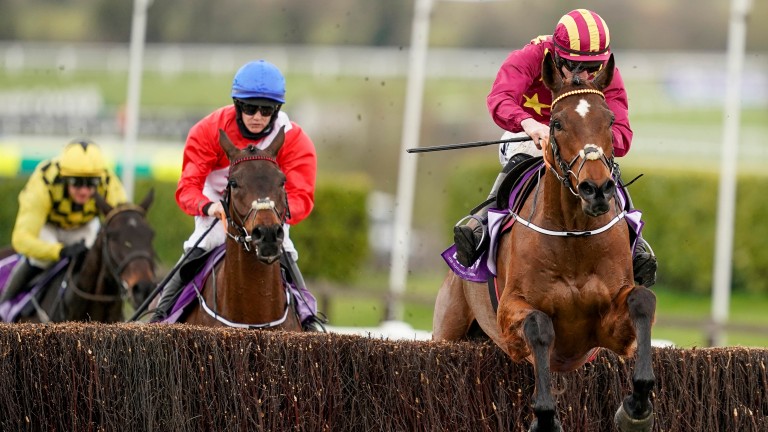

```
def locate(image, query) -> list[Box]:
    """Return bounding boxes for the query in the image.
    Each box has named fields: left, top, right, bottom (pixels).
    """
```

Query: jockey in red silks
left=150, top=60, right=325, bottom=330
left=452, top=9, right=656, bottom=288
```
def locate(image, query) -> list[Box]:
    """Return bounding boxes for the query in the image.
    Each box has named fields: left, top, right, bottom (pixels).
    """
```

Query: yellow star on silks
left=523, top=93, right=550, bottom=116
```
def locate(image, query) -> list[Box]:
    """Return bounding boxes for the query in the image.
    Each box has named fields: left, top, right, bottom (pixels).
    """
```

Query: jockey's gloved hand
left=60, top=240, right=88, bottom=259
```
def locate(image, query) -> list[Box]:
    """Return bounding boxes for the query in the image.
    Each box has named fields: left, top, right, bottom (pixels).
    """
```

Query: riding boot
left=0, top=259, right=43, bottom=304
left=453, top=152, right=531, bottom=267
left=633, top=237, right=657, bottom=288
left=617, top=163, right=658, bottom=288
left=150, top=271, right=186, bottom=323
left=281, top=253, right=326, bottom=332
left=453, top=211, right=491, bottom=268
left=150, top=247, right=207, bottom=323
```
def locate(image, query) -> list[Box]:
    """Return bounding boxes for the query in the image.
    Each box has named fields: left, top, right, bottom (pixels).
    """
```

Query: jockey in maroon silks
left=452, top=9, right=657, bottom=288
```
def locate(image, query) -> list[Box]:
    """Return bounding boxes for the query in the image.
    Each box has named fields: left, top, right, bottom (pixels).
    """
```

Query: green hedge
left=635, top=169, right=768, bottom=295
left=7, top=163, right=768, bottom=295
left=445, top=158, right=768, bottom=295
left=0, top=174, right=370, bottom=283
left=291, top=173, right=370, bottom=283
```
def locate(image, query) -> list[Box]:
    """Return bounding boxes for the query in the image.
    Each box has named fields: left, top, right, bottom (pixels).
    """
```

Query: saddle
left=163, top=245, right=226, bottom=323
left=495, top=155, right=544, bottom=211
left=162, top=246, right=303, bottom=324
left=441, top=158, right=546, bottom=284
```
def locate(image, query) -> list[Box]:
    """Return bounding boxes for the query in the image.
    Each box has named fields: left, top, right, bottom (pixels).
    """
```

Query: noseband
left=547, top=88, right=616, bottom=196
left=223, top=155, right=290, bottom=252
left=198, top=153, right=294, bottom=329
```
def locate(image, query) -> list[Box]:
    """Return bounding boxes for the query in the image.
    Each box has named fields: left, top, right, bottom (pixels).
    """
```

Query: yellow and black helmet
left=59, top=138, right=106, bottom=178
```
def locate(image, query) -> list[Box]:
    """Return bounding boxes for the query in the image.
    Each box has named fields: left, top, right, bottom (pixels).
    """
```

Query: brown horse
left=7, top=190, right=157, bottom=323
left=180, top=128, right=302, bottom=331
left=433, top=53, right=656, bottom=432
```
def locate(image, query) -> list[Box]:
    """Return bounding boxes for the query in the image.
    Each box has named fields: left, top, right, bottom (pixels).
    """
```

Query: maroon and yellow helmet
left=553, top=9, right=611, bottom=62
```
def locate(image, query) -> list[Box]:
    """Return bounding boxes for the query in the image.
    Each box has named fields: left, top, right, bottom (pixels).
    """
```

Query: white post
left=122, top=0, right=152, bottom=202
left=387, top=0, right=434, bottom=321
left=710, top=0, right=752, bottom=347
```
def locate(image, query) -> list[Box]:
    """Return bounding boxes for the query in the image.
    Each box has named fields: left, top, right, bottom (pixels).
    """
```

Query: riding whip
left=406, top=135, right=532, bottom=153
left=127, top=218, right=219, bottom=322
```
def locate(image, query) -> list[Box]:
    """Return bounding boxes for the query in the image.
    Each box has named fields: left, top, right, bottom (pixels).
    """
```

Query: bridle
left=510, top=87, right=627, bottom=237
left=195, top=152, right=295, bottom=329
left=545, top=88, right=616, bottom=197
left=67, top=205, right=156, bottom=304
left=222, top=154, right=290, bottom=252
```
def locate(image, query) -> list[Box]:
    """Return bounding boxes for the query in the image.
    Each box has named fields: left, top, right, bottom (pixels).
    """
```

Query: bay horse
left=4, top=190, right=156, bottom=323
left=433, top=53, right=656, bottom=432
left=180, top=128, right=302, bottom=331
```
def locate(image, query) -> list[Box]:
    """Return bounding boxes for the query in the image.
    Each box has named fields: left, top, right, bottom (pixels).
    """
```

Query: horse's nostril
left=251, top=225, right=284, bottom=247
left=578, top=181, right=596, bottom=198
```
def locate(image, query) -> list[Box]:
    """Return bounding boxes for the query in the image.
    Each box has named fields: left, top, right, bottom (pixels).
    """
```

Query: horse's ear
left=592, top=53, right=615, bottom=90
left=264, top=125, right=286, bottom=158
left=218, top=129, right=239, bottom=160
left=94, top=192, right=112, bottom=216
left=542, top=51, right=563, bottom=93
left=139, top=188, right=154, bottom=212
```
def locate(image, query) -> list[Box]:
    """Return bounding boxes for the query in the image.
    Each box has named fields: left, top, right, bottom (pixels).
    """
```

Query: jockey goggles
left=65, top=176, right=101, bottom=188
left=235, top=100, right=279, bottom=117
left=558, top=56, right=603, bottom=74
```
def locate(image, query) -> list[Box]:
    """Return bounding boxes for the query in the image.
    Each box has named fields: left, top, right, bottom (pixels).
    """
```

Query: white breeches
left=31, top=218, right=101, bottom=268
left=498, top=131, right=543, bottom=167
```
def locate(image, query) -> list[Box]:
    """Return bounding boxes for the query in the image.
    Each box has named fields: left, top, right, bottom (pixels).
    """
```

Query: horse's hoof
left=528, top=418, right=563, bottom=432
left=614, top=403, right=654, bottom=432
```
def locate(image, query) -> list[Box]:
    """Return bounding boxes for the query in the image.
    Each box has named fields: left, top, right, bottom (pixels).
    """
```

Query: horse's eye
left=609, top=115, right=615, bottom=126
left=552, top=120, right=562, bottom=131
left=228, top=179, right=238, bottom=189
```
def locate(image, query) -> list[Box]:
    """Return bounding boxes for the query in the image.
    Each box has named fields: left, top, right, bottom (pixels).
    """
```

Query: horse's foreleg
left=523, top=310, right=562, bottom=432
left=615, top=286, right=656, bottom=432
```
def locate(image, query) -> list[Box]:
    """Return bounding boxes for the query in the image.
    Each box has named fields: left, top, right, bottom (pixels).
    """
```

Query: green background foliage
left=0, top=175, right=371, bottom=284
left=290, top=173, right=371, bottom=283
left=4, top=0, right=768, bottom=51
left=7, top=165, right=768, bottom=295
left=444, top=160, right=768, bottom=296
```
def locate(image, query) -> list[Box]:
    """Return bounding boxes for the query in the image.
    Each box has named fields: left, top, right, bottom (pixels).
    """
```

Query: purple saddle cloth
left=442, top=162, right=644, bottom=283
left=162, top=245, right=227, bottom=323
left=0, top=254, right=71, bottom=322
left=159, top=245, right=313, bottom=324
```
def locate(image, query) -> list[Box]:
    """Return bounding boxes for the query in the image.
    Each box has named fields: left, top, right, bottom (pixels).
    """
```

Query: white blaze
left=575, top=98, right=590, bottom=118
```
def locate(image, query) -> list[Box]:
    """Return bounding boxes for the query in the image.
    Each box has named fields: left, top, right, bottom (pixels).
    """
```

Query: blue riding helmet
left=231, top=60, right=286, bottom=104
